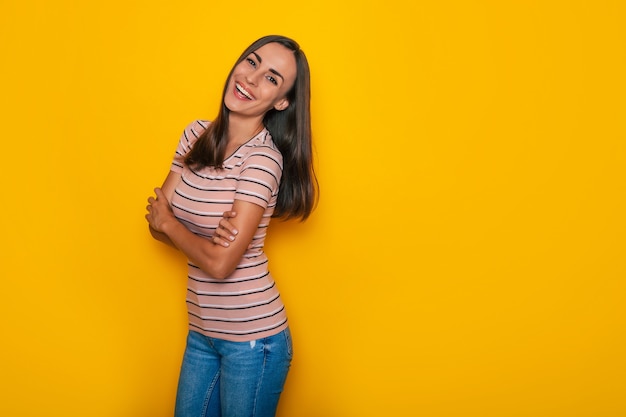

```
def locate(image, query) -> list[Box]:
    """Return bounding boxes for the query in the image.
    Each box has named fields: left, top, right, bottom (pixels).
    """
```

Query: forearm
left=160, top=218, right=235, bottom=279
left=147, top=187, right=263, bottom=279
left=149, top=225, right=176, bottom=248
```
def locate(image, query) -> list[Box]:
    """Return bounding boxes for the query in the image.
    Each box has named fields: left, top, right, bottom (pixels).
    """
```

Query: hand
left=145, top=187, right=176, bottom=233
left=212, top=211, right=239, bottom=247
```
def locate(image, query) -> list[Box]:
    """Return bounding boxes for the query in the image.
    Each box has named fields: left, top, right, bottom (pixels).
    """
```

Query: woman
left=145, top=35, right=316, bottom=417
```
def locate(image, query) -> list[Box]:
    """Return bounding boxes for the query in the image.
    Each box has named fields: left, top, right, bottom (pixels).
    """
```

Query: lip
left=234, top=82, right=255, bottom=100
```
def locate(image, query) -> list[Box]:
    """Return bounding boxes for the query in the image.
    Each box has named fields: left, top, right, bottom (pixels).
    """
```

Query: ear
left=274, top=98, right=289, bottom=111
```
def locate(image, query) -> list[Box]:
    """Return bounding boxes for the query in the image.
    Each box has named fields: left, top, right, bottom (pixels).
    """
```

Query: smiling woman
left=144, top=35, right=317, bottom=417
left=224, top=44, right=296, bottom=118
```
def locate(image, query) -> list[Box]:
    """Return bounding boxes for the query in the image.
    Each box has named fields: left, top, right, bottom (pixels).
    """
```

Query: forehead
left=251, top=43, right=297, bottom=82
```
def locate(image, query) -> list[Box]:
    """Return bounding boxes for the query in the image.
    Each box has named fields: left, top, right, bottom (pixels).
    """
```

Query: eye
left=266, top=75, right=278, bottom=85
left=247, top=58, right=256, bottom=67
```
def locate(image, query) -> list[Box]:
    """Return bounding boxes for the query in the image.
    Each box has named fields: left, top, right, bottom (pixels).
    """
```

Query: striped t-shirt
left=170, top=120, right=288, bottom=342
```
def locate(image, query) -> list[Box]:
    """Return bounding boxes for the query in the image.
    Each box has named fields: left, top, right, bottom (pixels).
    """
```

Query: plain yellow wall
left=1, top=0, right=625, bottom=416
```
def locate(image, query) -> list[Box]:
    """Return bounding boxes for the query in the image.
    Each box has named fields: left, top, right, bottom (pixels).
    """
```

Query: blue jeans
left=174, top=328, right=293, bottom=417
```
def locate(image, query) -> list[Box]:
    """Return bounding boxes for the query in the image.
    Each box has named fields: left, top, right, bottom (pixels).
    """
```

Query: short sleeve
left=235, top=147, right=283, bottom=209
left=171, top=120, right=209, bottom=173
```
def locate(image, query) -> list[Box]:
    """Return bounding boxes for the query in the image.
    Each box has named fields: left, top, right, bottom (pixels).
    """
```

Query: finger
left=219, top=216, right=238, bottom=233
left=218, top=220, right=238, bottom=239
left=215, top=226, right=233, bottom=241
left=154, top=187, right=166, bottom=200
left=212, top=233, right=230, bottom=247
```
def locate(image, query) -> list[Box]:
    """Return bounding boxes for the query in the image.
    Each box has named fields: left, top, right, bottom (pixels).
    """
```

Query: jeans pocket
left=283, top=327, right=294, bottom=359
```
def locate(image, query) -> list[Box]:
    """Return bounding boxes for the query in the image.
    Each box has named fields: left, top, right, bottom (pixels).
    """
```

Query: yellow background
left=1, top=0, right=625, bottom=416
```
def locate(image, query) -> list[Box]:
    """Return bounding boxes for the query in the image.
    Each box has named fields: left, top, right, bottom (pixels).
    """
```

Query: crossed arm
left=146, top=171, right=248, bottom=279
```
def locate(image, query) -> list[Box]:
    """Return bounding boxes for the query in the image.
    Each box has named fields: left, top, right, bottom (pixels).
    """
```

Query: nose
left=245, top=71, right=259, bottom=86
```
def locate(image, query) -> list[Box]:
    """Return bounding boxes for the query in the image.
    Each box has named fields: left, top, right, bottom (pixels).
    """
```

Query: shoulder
left=247, top=130, right=283, bottom=166
left=184, top=119, right=211, bottom=139
left=177, top=120, right=211, bottom=152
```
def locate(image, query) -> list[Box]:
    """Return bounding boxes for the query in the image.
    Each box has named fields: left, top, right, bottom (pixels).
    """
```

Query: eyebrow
left=252, top=52, right=285, bottom=82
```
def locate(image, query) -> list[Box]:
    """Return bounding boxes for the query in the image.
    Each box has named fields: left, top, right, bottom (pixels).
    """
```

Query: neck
left=227, top=114, right=264, bottom=145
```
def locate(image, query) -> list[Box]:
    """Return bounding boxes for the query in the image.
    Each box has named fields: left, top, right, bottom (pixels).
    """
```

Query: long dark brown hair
left=185, top=35, right=317, bottom=221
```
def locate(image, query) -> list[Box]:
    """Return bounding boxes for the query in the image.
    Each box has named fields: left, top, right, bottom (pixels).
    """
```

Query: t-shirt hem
left=188, top=321, right=289, bottom=343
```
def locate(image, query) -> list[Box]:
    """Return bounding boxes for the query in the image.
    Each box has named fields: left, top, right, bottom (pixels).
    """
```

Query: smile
left=235, top=82, right=255, bottom=100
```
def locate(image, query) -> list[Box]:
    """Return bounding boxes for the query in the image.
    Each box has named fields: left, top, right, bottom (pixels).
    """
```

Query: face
left=224, top=42, right=297, bottom=118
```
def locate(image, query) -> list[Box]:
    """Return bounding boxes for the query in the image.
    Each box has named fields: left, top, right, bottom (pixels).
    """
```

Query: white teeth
left=236, top=83, right=254, bottom=100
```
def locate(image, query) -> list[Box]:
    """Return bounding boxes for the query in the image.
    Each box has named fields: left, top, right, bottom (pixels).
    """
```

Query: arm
left=147, top=171, right=182, bottom=248
left=147, top=170, right=239, bottom=247
left=146, top=186, right=265, bottom=279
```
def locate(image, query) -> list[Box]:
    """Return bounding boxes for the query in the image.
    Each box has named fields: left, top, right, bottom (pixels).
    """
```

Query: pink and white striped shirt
left=170, top=120, right=288, bottom=342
